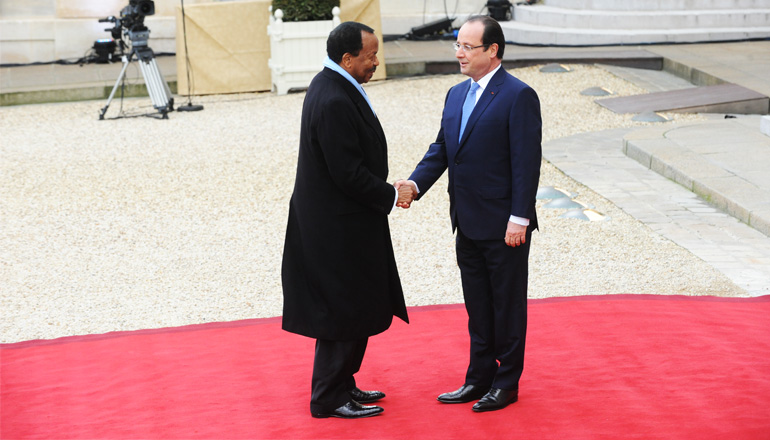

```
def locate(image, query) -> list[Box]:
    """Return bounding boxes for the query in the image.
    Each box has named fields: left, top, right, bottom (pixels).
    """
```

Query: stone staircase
left=501, top=0, right=770, bottom=46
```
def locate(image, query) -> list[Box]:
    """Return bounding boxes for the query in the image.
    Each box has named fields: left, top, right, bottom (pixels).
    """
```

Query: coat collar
left=322, top=68, right=386, bottom=147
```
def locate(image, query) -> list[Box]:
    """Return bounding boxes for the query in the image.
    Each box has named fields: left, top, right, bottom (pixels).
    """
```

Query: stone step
left=595, top=83, right=769, bottom=114
left=500, top=20, right=770, bottom=45
left=514, top=5, right=770, bottom=30
left=545, top=0, right=770, bottom=10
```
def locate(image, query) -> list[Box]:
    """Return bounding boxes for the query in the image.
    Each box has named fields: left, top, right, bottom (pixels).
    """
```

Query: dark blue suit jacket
left=409, top=67, right=542, bottom=240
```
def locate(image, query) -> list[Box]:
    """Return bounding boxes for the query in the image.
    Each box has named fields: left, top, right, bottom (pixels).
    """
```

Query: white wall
left=0, top=0, right=56, bottom=17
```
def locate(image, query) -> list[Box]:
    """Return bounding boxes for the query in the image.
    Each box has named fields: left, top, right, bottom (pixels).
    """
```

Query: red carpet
left=2, top=295, right=769, bottom=439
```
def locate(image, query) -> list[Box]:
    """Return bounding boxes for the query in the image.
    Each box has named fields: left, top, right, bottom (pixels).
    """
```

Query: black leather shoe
left=437, top=384, right=488, bottom=404
left=349, top=387, right=385, bottom=403
left=311, top=401, right=384, bottom=419
left=472, top=388, right=518, bottom=412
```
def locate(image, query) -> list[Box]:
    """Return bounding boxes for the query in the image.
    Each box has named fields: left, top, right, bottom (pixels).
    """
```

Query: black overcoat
left=281, top=68, right=409, bottom=341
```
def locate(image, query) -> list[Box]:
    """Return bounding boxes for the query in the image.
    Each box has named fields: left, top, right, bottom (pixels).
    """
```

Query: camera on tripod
left=97, top=0, right=174, bottom=119
left=96, top=0, right=155, bottom=60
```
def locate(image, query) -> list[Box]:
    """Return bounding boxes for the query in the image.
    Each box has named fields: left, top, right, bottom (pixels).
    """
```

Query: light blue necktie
left=459, top=82, right=480, bottom=141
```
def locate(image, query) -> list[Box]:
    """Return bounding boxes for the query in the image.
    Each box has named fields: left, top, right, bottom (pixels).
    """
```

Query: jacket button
left=454, top=160, right=461, bottom=165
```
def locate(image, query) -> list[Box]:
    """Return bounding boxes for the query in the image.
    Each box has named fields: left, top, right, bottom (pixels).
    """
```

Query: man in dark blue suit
left=396, top=15, right=542, bottom=412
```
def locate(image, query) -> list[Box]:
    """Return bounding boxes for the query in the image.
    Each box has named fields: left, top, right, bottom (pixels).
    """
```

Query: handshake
left=394, top=180, right=417, bottom=209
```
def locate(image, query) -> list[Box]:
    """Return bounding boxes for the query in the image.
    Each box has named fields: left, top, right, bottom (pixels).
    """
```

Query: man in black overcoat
left=281, top=21, right=411, bottom=419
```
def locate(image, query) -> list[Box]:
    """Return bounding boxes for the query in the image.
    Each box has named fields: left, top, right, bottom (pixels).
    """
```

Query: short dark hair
left=465, top=15, right=505, bottom=59
left=327, top=21, right=375, bottom=63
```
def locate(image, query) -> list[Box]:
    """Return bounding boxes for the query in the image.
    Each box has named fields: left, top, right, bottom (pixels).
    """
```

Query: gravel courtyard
left=0, top=64, right=745, bottom=343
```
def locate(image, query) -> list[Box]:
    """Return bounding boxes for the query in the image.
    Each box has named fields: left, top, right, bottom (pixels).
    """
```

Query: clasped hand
left=394, top=180, right=417, bottom=209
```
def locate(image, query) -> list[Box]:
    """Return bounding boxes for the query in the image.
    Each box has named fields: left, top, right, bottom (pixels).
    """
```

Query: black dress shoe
left=472, top=388, right=518, bottom=412
left=349, top=387, right=385, bottom=403
left=437, top=384, right=489, bottom=404
left=311, top=401, right=384, bottom=419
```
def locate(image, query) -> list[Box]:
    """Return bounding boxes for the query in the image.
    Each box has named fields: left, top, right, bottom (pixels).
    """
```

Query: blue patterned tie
left=459, top=82, right=480, bottom=141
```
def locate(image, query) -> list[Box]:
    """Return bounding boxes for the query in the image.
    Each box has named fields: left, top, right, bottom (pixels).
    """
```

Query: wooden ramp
left=595, top=83, right=769, bottom=115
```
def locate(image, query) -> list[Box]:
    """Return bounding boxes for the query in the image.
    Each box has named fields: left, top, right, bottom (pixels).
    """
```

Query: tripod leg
left=137, top=51, right=174, bottom=117
left=99, top=55, right=131, bottom=120
left=158, top=61, right=174, bottom=111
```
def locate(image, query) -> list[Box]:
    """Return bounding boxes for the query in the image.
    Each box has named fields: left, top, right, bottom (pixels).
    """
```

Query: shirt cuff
left=509, top=215, right=529, bottom=226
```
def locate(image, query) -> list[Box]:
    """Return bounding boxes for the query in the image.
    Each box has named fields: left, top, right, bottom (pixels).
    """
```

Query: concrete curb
left=623, top=120, right=770, bottom=237
left=1, top=81, right=178, bottom=107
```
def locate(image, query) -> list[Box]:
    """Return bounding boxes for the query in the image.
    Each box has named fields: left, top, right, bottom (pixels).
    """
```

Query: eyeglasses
left=453, top=42, right=488, bottom=52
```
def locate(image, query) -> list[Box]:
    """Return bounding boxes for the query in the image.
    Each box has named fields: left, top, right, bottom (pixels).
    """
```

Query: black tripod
left=99, top=28, right=174, bottom=120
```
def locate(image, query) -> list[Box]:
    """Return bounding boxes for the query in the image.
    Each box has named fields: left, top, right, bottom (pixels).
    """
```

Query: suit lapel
left=446, top=80, right=470, bottom=152
left=356, top=97, right=386, bottom=147
left=458, top=68, right=506, bottom=149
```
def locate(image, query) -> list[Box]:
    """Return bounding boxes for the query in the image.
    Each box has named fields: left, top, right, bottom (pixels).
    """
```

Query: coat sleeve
left=315, top=95, right=395, bottom=215
left=408, top=89, right=451, bottom=199
left=508, top=86, right=542, bottom=221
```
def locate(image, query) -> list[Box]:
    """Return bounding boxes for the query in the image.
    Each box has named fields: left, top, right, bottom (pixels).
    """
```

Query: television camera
left=99, top=0, right=154, bottom=51
left=97, top=0, right=174, bottom=119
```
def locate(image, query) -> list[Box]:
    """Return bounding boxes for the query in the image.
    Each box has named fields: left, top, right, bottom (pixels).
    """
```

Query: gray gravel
left=0, top=64, right=745, bottom=344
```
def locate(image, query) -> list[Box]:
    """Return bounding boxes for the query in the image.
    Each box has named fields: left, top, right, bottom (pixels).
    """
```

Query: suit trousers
left=310, top=338, right=368, bottom=414
left=456, top=226, right=531, bottom=391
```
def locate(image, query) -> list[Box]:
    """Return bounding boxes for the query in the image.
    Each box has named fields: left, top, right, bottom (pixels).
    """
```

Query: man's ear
left=341, top=53, right=352, bottom=69
left=488, top=43, right=499, bottom=59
